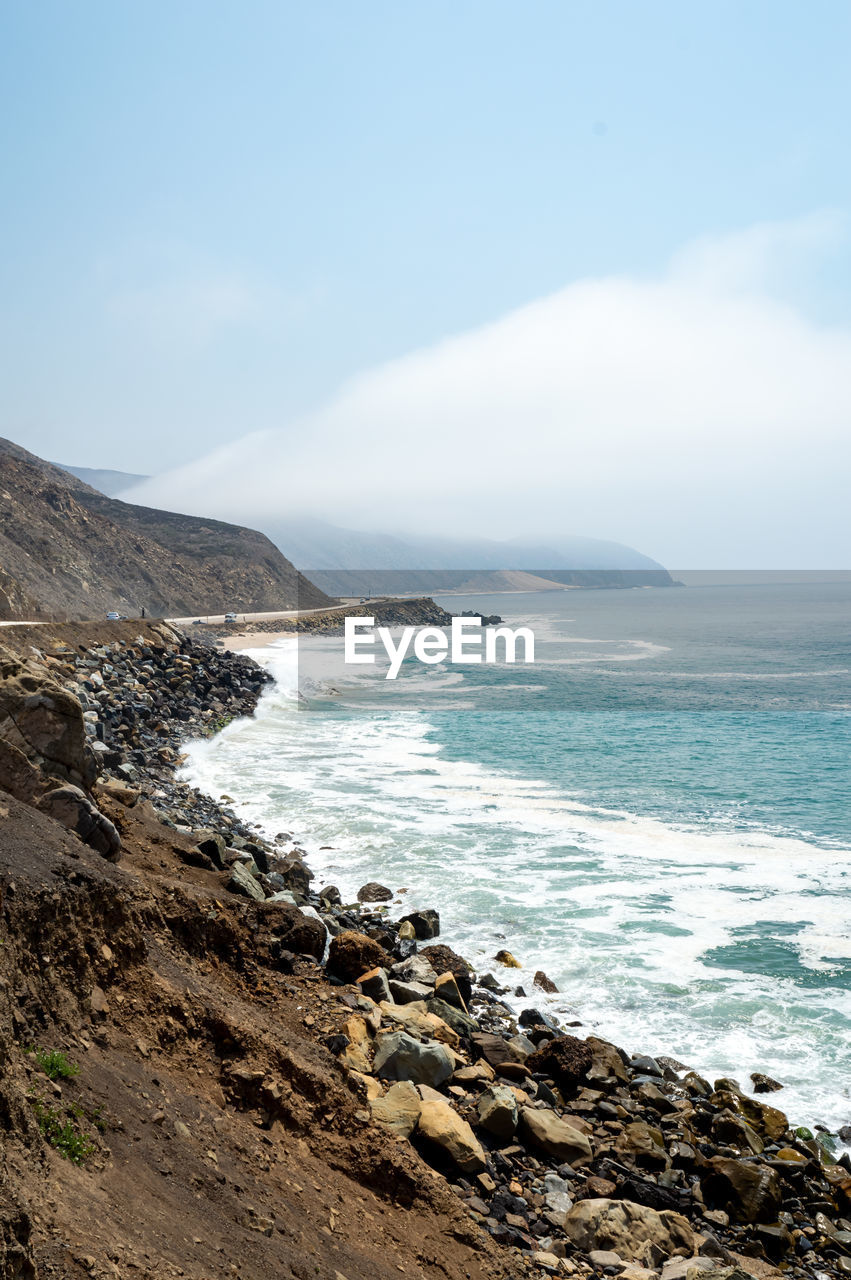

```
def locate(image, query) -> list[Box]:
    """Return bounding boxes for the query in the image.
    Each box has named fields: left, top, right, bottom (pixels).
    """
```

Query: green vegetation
left=209, top=713, right=234, bottom=734
left=31, top=1097, right=95, bottom=1165
left=30, top=1047, right=80, bottom=1081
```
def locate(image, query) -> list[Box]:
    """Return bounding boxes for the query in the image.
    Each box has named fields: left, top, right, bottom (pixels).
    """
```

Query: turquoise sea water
left=184, top=579, right=851, bottom=1140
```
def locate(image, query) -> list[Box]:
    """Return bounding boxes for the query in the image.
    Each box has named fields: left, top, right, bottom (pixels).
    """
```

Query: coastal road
left=165, top=600, right=384, bottom=627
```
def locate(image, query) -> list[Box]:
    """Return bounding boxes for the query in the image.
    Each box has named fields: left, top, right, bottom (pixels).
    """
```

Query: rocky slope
left=0, top=438, right=331, bottom=620
left=0, top=624, right=849, bottom=1280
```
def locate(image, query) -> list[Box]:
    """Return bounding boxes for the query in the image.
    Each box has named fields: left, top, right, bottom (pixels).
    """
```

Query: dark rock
left=191, top=829, right=226, bottom=868
left=399, top=909, right=440, bottom=940
left=356, top=882, right=393, bottom=903
left=525, top=1036, right=592, bottom=1092
left=421, top=944, right=473, bottom=1003
left=533, top=970, right=559, bottom=993
left=268, top=906, right=326, bottom=961
left=226, top=862, right=265, bottom=901
left=326, top=930, right=389, bottom=983
left=701, top=1156, right=783, bottom=1224
left=37, top=785, right=121, bottom=860
left=750, top=1072, right=783, bottom=1094
left=358, top=967, right=392, bottom=1003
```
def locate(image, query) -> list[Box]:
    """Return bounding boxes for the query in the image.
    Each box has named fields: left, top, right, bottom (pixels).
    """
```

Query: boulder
left=750, top=1072, right=783, bottom=1094
left=563, top=1199, right=694, bottom=1261
left=420, top=944, right=473, bottom=1003
left=277, top=856, right=313, bottom=897
left=357, top=882, right=393, bottom=903
left=525, top=1035, right=592, bottom=1091
left=37, top=785, right=121, bottom=860
left=471, top=1031, right=520, bottom=1067
left=533, top=969, right=559, bottom=993
left=476, top=1085, right=519, bottom=1139
left=493, top=949, right=521, bottom=967
left=433, top=970, right=466, bottom=1011
left=0, top=645, right=95, bottom=794
left=379, top=1001, right=459, bottom=1049
left=711, top=1089, right=787, bottom=1142
left=191, top=829, right=227, bottom=869
left=268, top=905, right=326, bottom=961
left=615, top=1120, right=670, bottom=1168
left=388, top=979, right=433, bottom=1005
left=341, top=1015, right=373, bottom=1074
left=425, top=997, right=478, bottom=1039
left=226, top=862, right=266, bottom=901
left=700, top=1157, right=782, bottom=1224
left=327, top=930, right=389, bottom=983
left=357, top=967, right=392, bottom=1003
left=519, top=1106, right=593, bottom=1164
left=370, top=1080, right=421, bottom=1138
left=417, top=1097, right=486, bottom=1174
left=373, top=1031, right=454, bottom=1088
left=399, top=909, right=440, bottom=940
left=390, top=955, right=437, bottom=987
left=585, top=1035, right=630, bottom=1087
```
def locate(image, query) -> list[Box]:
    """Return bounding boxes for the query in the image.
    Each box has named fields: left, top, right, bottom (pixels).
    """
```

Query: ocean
left=183, top=577, right=851, bottom=1143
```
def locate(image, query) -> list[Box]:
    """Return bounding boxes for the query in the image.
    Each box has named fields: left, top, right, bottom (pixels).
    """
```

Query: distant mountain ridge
left=0, top=440, right=330, bottom=620
left=53, top=458, right=675, bottom=596
left=57, top=464, right=150, bottom=497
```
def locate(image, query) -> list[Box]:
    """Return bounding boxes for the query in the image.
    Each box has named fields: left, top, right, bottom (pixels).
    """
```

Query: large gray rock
left=388, top=979, right=434, bottom=1005
left=476, top=1085, right=519, bottom=1139
left=226, top=862, right=266, bottom=901
left=0, top=645, right=95, bottom=795
left=426, top=996, right=478, bottom=1038
left=373, top=1031, right=454, bottom=1088
left=391, top=955, right=437, bottom=987
left=563, top=1199, right=694, bottom=1261
left=370, top=1080, right=421, bottom=1138
left=37, top=785, right=121, bottom=861
left=519, top=1106, right=593, bottom=1164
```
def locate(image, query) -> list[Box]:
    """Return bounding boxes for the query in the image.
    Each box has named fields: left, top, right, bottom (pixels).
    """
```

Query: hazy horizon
left=3, top=3, right=851, bottom=567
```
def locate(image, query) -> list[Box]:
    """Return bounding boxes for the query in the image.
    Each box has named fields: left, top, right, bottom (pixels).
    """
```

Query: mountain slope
left=261, top=518, right=673, bottom=580
left=0, top=439, right=330, bottom=620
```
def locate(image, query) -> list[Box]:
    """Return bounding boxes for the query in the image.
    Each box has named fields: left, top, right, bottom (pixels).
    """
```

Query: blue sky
left=2, top=2, right=851, bottom=563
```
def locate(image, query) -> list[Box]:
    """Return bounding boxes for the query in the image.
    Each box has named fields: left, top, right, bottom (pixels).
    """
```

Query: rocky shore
left=0, top=622, right=849, bottom=1280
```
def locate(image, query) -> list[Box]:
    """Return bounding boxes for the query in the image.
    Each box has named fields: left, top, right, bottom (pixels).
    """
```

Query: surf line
left=344, top=616, right=535, bottom=680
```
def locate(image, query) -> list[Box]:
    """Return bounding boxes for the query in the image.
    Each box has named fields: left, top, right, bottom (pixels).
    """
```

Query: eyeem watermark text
left=344, top=616, right=535, bottom=679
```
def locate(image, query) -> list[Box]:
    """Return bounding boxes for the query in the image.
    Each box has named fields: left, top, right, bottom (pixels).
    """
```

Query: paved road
left=165, top=603, right=364, bottom=627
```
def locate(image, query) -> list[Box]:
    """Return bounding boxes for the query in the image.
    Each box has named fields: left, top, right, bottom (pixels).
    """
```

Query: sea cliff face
left=0, top=623, right=848, bottom=1280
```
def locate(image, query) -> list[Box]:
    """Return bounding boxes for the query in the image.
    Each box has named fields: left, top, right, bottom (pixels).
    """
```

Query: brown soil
left=0, top=787, right=510, bottom=1280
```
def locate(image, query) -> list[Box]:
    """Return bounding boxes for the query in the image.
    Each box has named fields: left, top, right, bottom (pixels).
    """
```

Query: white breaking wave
left=182, top=635, right=851, bottom=1144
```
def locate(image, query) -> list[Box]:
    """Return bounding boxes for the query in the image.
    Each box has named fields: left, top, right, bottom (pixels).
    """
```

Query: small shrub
left=31, top=1098, right=95, bottom=1165
left=33, top=1048, right=80, bottom=1082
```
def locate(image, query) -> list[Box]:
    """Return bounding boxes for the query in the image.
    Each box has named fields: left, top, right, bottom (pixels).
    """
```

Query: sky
left=2, top=1, right=851, bottom=566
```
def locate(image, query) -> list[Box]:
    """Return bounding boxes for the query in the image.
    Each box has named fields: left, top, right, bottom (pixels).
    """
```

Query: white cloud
left=126, top=215, right=851, bottom=566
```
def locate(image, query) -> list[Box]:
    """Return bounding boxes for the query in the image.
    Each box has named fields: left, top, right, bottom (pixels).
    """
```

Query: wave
left=183, top=635, right=851, bottom=1143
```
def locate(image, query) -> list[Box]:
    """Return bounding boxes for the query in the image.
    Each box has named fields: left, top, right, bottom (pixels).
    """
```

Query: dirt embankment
left=0, top=625, right=508, bottom=1280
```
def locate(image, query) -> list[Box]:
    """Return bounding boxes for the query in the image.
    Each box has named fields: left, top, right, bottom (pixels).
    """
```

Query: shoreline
left=2, top=620, right=849, bottom=1278
left=207, top=629, right=850, bottom=1152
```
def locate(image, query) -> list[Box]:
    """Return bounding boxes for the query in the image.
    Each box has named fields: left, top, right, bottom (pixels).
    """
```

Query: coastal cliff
left=0, top=624, right=848, bottom=1280
left=0, top=439, right=331, bottom=621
